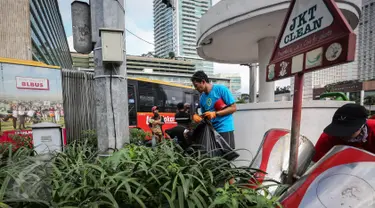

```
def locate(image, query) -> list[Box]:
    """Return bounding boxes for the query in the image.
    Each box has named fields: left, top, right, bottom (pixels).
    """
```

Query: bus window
left=162, top=86, right=183, bottom=112
left=128, top=84, right=137, bottom=126
left=138, top=81, right=154, bottom=112
left=185, top=93, right=193, bottom=104
left=153, top=83, right=166, bottom=111
left=185, top=93, right=193, bottom=114
left=193, top=93, right=200, bottom=114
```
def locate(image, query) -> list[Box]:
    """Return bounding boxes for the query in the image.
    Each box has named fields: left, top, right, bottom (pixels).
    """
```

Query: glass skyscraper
left=153, top=0, right=214, bottom=76
left=30, top=0, right=72, bottom=69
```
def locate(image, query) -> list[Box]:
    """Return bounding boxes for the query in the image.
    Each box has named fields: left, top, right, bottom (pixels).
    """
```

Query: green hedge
left=0, top=138, right=282, bottom=207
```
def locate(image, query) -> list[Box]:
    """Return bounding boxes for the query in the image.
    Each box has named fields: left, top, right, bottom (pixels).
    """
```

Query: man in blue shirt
left=191, top=71, right=237, bottom=148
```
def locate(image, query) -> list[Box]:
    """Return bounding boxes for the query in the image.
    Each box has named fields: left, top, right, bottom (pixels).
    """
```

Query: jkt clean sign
left=279, top=0, right=334, bottom=48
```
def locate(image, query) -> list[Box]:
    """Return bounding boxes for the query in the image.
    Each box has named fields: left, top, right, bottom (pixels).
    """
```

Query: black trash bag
left=191, top=119, right=239, bottom=161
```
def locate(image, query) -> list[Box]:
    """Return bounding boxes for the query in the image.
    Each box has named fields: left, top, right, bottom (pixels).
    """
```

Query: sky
left=58, top=0, right=290, bottom=93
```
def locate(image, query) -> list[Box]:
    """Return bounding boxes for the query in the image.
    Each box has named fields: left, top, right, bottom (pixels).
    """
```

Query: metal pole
left=92, top=0, right=129, bottom=154
left=287, top=72, right=304, bottom=184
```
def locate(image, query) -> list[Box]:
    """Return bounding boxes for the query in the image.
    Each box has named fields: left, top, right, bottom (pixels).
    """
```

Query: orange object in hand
left=203, top=111, right=216, bottom=120
left=193, top=114, right=202, bottom=123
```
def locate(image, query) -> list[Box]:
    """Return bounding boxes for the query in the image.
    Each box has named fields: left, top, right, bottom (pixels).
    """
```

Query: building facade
left=216, top=73, right=242, bottom=95
left=153, top=0, right=214, bottom=76
left=358, top=0, right=375, bottom=81
left=0, top=0, right=72, bottom=69
left=71, top=52, right=230, bottom=88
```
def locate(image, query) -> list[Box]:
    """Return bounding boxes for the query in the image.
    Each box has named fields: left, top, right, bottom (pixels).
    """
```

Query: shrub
left=129, top=128, right=150, bottom=145
left=0, top=140, right=281, bottom=207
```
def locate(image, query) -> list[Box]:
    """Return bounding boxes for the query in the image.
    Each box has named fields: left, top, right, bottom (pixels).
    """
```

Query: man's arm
left=217, top=86, right=237, bottom=116
left=216, top=104, right=237, bottom=117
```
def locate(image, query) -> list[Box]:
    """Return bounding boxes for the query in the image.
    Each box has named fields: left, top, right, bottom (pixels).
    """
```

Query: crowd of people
left=0, top=100, right=64, bottom=131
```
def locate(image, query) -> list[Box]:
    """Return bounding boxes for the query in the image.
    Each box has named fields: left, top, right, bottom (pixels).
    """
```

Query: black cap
left=177, top=102, right=184, bottom=110
left=324, top=104, right=369, bottom=137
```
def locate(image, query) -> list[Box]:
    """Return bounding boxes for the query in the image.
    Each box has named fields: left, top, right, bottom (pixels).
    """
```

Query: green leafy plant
left=81, top=129, right=98, bottom=149
left=129, top=128, right=150, bottom=145
left=0, top=139, right=282, bottom=208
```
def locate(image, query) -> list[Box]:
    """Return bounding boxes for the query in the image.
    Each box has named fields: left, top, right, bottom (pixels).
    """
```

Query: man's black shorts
left=219, top=131, right=235, bottom=149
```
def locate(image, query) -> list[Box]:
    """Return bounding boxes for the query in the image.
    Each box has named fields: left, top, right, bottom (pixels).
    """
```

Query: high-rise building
left=358, top=0, right=375, bottom=81
left=153, top=0, right=214, bottom=76
left=0, top=0, right=72, bottom=69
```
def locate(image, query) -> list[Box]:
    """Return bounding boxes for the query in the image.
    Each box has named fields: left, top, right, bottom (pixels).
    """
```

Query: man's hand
left=193, top=114, right=202, bottom=123
left=203, top=111, right=216, bottom=120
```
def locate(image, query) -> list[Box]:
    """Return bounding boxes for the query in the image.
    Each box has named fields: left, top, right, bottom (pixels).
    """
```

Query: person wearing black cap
left=174, top=102, right=191, bottom=128
left=312, top=103, right=375, bottom=162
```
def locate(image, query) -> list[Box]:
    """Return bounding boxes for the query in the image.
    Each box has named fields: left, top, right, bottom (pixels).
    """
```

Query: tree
left=168, top=52, right=175, bottom=59
left=141, top=51, right=155, bottom=57
left=236, top=98, right=246, bottom=104
left=239, top=94, right=249, bottom=100
left=275, top=86, right=291, bottom=95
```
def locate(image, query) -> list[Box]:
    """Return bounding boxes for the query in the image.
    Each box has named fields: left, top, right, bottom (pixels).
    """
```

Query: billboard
left=0, top=62, right=64, bottom=143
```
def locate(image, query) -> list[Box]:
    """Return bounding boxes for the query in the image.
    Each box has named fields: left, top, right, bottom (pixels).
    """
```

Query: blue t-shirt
left=199, top=84, right=235, bottom=133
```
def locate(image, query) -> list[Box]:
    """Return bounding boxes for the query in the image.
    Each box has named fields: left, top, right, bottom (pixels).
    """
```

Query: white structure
left=32, top=122, right=63, bottom=155
left=196, top=0, right=361, bottom=102
left=153, top=0, right=214, bottom=75
left=358, top=0, right=375, bottom=81
left=233, top=101, right=351, bottom=164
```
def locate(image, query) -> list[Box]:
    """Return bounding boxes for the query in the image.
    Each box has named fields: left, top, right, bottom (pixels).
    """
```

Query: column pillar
left=360, top=90, right=365, bottom=105
left=249, top=63, right=257, bottom=103
left=258, top=37, right=276, bottom=102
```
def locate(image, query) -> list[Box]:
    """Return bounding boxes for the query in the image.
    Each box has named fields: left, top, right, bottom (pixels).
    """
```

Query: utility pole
left=72, top=0, right=129, bottom=154
left=93, top=0, right=129, bottom=154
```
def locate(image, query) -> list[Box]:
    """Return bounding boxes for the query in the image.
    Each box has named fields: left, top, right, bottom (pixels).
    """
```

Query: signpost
left=266, top=0, right=356, bottom=184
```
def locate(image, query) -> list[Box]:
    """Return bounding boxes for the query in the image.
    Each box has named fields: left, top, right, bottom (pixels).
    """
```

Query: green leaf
left=191, top=192, right=205, bottom=208
left=0, top=176, right=11, bottom=201
left=209, top=195, right=229, bottom=207
left=98, top=190, right=119, bottom=208
left=0, top=202, right=10, bottom=208
left=178, top=186, right=185, bottom=208
left=231, top=198, right=239, bottom=208
left=178, top=173, right=189, bottom=197
left=162, top=192, right=175, bottom=208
